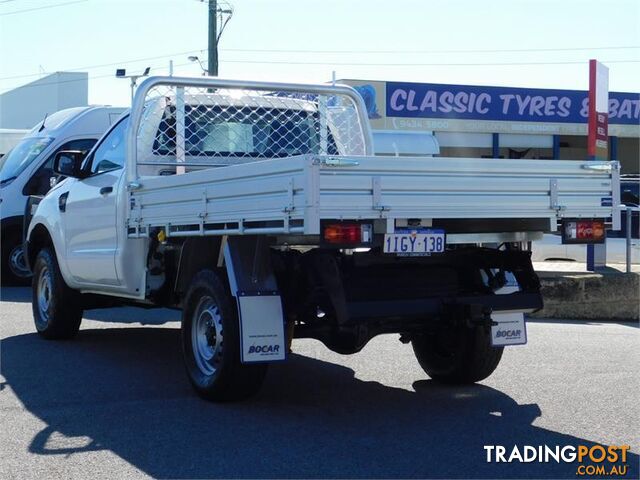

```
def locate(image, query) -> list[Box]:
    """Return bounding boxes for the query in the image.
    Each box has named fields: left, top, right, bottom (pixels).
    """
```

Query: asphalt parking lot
left=1, top=286, right=638, bottom=479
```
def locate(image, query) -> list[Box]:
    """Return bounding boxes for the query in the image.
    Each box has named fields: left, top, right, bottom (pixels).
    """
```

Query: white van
left=0, top=106, right=125, bottom=284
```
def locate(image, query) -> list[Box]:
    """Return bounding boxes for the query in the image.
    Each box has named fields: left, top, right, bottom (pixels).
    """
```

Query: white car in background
left=0, top=106, right=125, bottom=284
left=533, top=176, right=640, bottom=265
left=531, top=232, right=640, bottom=264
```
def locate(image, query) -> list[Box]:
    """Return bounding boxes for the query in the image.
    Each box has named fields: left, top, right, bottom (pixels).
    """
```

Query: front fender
left=26, top=189, right=75, bottom=288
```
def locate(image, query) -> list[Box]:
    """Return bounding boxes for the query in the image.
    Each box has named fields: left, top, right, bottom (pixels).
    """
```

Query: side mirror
left=53, top=150, right=87, bottom=178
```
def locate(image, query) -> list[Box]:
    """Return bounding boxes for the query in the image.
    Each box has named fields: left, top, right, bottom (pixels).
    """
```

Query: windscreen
left=621, top=181, right=639, bottom=207
left=0, top=136, right=54, bottom=184
left=152, top=105, right=338, bottom=158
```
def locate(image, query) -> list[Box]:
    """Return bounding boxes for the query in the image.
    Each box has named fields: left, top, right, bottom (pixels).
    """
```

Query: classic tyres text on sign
left=386, top=82, right=639, bottom=125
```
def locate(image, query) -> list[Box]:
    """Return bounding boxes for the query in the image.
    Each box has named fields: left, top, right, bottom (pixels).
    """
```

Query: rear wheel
left=411, top=325, right=503, bottom=384
left=2, top=231, right=31, bottom=285
left=32, top=248, right=83, bottom=339
left=181, top=269, right=268, bottom=401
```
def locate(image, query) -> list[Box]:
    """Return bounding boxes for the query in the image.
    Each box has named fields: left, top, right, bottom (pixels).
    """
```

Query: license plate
left=490, top=312, right=527, bottom=346
left=383, top=229, right=445, bottom=256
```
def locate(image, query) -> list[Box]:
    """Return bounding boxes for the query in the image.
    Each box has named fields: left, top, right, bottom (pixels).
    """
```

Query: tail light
left=562, top=219, right=606, bottom=244
left=323, top=222, right=373, bottom=245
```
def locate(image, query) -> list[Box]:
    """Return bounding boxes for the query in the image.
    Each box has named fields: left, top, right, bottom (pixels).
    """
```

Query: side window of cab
left=85, top=116, right=129, bottom=175
left=22, top=138, right=97, bottom=196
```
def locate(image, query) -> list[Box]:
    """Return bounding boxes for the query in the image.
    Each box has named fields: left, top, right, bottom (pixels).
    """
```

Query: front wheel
left=181, top=269, right=268, bottom=401
left=411, top=325, right=503, bottom=384
left=2, top=232, right=31, bottom=285
left=32, top=248, right=83, bottom=339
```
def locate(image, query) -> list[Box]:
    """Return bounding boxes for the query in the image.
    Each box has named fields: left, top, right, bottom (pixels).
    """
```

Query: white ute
left=26, top=77, right=621, bottom=401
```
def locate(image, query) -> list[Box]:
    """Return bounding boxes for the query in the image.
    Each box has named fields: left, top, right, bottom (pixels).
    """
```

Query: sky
left=0, top=0, right=639, bottom=108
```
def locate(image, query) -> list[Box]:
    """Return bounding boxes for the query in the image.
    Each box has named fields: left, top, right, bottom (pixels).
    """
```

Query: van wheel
left=182, top=269, right=268, bottom=401
left=32, top=248, right=83, bottom=339
left=411, top=326, right=503, bottom=384
left=2, top=232, right=31, bottom=285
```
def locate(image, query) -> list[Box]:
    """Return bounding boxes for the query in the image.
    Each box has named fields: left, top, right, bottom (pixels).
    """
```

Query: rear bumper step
left=346, top=292, right=543, bottom=321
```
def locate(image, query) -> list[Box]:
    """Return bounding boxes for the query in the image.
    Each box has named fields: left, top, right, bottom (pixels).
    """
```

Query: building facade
left=0, top=72, right=88, bottom=129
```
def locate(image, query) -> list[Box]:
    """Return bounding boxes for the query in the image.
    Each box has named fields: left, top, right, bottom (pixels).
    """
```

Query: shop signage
left=385, top=81, right=639, bottom=125
left=588, top=60, right=609, bottom=159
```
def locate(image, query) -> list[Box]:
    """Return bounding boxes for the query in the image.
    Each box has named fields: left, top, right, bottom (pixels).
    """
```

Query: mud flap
left=490, top=274, right=528, bottom=346
left=224, top=237, right=286, bottom=363
left=490, top=312, right=527, bottom=346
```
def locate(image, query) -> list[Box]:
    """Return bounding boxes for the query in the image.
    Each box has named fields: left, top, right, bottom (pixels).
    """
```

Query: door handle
left=100, top=186, right=113, bottom=195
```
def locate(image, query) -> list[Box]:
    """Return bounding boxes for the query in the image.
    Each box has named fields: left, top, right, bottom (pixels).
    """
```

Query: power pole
left=208, top=0, right=218, bottom=76
left=200, top=0, right=231, bottom=76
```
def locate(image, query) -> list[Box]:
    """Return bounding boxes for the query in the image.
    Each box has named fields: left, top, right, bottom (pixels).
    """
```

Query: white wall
left=0, top=129, right=29, bottom=155
left=0, top=72, right=88, bottom=129
left=435, top=132, right=493, bottom=148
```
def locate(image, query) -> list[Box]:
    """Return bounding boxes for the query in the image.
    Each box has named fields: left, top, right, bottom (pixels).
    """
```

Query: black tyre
left=181, top=269, right=268, bottom=402
left=2, top=231, right=31, bottom=285
left=411, top=325, right=503, bottom=384
left=31, top=248, right=83, bottom=339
